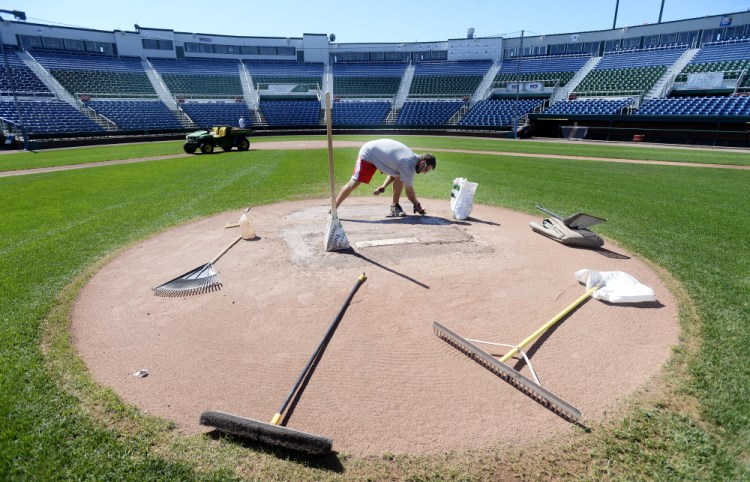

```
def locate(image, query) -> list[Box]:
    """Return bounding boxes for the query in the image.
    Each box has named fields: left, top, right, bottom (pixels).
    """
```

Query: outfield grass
left=0, top=134, right=749, bottom=172
left=1, top=137, right=748, bottom=480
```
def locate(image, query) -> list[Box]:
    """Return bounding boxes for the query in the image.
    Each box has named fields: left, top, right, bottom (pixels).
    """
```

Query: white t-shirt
left=239, top=117, right=246, bottom=128
left=358, top=139, right=418, bottom=187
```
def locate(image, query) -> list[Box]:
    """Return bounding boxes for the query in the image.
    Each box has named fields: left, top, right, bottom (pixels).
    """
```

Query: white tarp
left=575, top=269, right=656, bottom=304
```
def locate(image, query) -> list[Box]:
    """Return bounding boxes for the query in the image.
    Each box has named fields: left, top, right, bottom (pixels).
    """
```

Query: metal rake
left=153, top=236, right=241, bottom=297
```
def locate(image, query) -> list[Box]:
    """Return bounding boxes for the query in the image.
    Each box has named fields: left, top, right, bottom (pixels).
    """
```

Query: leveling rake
left=434, top=270, right=657, bottom=422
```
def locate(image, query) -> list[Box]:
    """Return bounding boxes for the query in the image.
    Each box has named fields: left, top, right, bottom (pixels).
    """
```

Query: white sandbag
left=450, top=177, right=478, bottom=220
left=575, top=269, right=656, bottom=303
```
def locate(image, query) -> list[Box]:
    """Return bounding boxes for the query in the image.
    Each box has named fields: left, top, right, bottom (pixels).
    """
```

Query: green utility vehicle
left=183, top=126, right=251, bottom=154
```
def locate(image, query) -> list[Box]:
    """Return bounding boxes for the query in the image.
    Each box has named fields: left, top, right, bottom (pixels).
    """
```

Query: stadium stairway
left=238, top=62, right=260, bottom=113
left=550, top=56, right=601, bottom=104
left=142, top=60, right=178, bottom=109
left=644, top=48, right=699, bottom=100
left=471, top=59, right=502, bottom=106
left=394, top=64, right=415, bottom=109
left=19, top=51, right=117, bottom=131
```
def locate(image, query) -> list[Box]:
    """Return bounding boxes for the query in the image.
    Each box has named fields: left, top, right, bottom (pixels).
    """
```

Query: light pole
left=0, top=9, right=29, bottom=151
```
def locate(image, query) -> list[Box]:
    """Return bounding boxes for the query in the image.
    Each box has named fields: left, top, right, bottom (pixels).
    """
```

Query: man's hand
left=413, top=202, right=426, bottom=215
left=373, top=186, right=385, bottom=195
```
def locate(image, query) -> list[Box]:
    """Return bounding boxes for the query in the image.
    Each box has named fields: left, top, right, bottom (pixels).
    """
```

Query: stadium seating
left=331, top=101, right=391, bottom=126
left=180, top=101, right=253, bottom=127
left=409, top=61, right=490, bottom=97
left=676, top=41, right=750, bottom=90
left=495, top=55, right=589, bottom=89
left=575, top=48, right=684, bottom=95
left=460, top=99, right=544, bottom=127
left=259, top=99, right=320, bottom=125
left=150, top=58, right=243, bottom=97
left=1, top=51, right=53, bottom=97
left=0, top=99, right=103, bottom=133
left=543, top=98, right=633, bottom=115
left=396, top=100, right=464, bottom=125
left=634, top=96, right=750, bottom=116
left=31, top=50, right=156, bottom=98
left=246, top=61, right=324, bottom=91
left=332, top=63, right=406, bottom=98
left=87, top=100, right=183, bottom=130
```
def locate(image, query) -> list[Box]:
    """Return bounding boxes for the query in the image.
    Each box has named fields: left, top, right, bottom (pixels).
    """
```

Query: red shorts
left=352, top=158, right=378, bottom=184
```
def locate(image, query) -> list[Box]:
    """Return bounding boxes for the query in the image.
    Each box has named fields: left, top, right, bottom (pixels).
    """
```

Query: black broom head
left=200, top=410, right=333, bottom=455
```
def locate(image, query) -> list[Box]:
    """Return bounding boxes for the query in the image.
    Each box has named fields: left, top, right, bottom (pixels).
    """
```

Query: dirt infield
left=71, top=197, right=679, bottom=455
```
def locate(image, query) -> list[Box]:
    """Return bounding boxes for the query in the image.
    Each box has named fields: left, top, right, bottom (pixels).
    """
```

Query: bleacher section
left=2, top=51, right=53, bottom=97
left=259, top=99, right=319, bottom=126
left=676, top=41, right=750, bottom=91
left=31, top=51, right=156, bottom=98
left=409, top=61, right=490, bottom=97
left=635, top=96, right=750, bottom=116
left=396, top=100, right=464, bottom=125
left=544, top=98, right=633, bottom=115
left=180, top=101, right=252, bottom=127
left=494, top=55, right=589, bottom=90
left=246, top=61, right=324, bottom=91
left=87, top=100, right=182, bottom=131
left=332, top=63, right=406, bottom=98
left=150, top=58, right=243, bottom=98
left=460, top=99, right=543, bottom=127
left=575, top=48, right=685, bottom=96
left=0, top=99, right=103, bottom=133
left=332, top=101, right=391, bottom=126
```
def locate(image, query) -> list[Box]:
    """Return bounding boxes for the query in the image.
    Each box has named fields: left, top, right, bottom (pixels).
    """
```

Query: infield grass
left=1, top=137, right=748, bottom=480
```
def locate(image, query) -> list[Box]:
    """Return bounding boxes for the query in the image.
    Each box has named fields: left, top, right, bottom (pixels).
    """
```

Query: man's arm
left=404, top=186, right=426, bottom=214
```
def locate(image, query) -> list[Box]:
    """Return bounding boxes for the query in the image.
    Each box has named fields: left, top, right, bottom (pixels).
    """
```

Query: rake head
left=433, top=322, right=581, bottom=422
left=153, top=262, right=222, bottom=297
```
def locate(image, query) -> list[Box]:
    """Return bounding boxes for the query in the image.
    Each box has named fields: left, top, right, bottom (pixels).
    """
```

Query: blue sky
left=16, top=1, right=750, bottom=42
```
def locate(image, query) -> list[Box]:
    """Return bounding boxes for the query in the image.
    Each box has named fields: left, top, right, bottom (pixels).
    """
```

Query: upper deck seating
left=31, top=50, right=156, bottom=98
left=409, top=61, right=490, bottom=97
left=246, top=61, right=324, bottom=90
left=332, top=63, right=406, bottom=97
left=150, top=58, right=243, bottom=97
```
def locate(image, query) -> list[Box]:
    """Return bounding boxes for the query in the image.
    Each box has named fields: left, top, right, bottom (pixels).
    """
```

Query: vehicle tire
left=183, top=143, right=197, bottom=154
left=237, top=137, right=250, bottom=151
left=200, top=143, right=214, bottom=154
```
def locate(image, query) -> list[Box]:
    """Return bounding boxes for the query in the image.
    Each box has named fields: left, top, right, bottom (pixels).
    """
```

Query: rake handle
left=271, top=273, right=367, bottom=425
left=325, top=92, right=337, bottom=216
left=499, top=283, right=601, bottom=363
left=210, top=235, right=242, bottom=265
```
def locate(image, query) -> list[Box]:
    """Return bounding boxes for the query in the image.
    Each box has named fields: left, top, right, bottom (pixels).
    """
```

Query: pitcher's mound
left=72, top=197, right=679, bottom=455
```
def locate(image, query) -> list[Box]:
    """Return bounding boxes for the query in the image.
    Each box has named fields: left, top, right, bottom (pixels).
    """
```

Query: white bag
left=575, top=269, right=656, bottom=304
left=450, top=177, right=478, bottom=220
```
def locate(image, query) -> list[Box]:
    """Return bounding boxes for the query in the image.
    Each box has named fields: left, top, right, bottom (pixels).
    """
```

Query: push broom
left=434, top=270, right=656, bottom=421
left=323, top=91, right=350, bottom=252
left=200, top=273, right=367, bottom=455
left=153, top=208, right=250, bottom=297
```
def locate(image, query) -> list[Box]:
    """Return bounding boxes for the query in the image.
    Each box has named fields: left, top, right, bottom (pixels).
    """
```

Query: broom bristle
left=433, top=322, right=581, bottom=421
left=200, top=411, right=333, bottom=455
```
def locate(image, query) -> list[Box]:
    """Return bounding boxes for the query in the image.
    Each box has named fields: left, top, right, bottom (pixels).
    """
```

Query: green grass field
left=1, top=136, right=748, bottom=480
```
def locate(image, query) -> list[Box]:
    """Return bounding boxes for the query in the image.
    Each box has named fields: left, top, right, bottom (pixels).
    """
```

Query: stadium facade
left=3, top=9, right=750, bottom=147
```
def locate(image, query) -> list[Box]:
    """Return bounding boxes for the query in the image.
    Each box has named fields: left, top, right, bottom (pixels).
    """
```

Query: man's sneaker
left=389, top=203, right=406, bottom=217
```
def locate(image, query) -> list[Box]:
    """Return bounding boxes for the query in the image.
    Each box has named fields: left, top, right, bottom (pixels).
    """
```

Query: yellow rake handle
left=499, top=283, right=601, bottom=363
